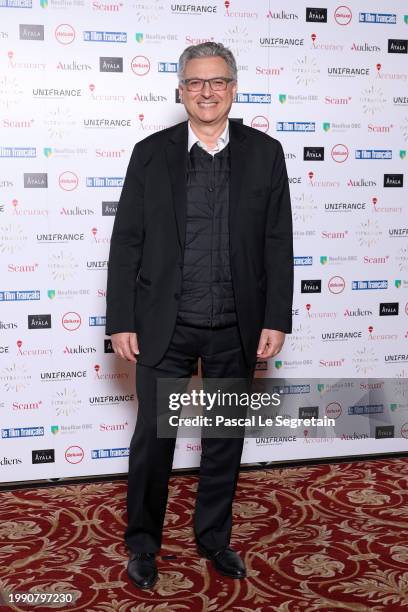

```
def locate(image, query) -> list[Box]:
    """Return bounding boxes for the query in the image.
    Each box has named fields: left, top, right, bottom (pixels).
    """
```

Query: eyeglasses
left=180, top=77, right=235, bottom=92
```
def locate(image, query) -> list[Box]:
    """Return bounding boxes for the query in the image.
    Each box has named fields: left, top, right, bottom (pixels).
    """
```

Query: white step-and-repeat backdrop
left=1, top=1, right=407, bottom=482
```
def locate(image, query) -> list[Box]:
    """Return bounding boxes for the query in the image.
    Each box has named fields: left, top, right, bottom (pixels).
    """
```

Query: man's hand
left=111, top=332, right=139, bottom=363
left=257, top=329, right=285, bottom=360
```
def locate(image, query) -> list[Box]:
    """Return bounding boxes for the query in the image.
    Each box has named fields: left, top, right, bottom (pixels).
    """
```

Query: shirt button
left=208, top=187, right=214, bottom=192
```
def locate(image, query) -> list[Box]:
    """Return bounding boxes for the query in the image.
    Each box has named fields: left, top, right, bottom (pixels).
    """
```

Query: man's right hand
left=111, top=332, right=139, bottom=363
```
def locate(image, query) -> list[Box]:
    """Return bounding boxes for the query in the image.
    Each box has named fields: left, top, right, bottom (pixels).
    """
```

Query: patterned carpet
left=1, top=458, right=407, bottom=611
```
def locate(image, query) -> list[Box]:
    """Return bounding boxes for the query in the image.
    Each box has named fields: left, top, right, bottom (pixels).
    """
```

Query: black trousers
left=125, top=323, right=256, bottom=554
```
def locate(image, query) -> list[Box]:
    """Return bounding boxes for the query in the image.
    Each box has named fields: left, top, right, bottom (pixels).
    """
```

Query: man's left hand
left=256, top=329, right=286, bottom=359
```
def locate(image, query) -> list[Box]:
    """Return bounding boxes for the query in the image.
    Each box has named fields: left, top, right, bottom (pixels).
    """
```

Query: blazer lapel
left=165, top=122, right=188, bottom=252
left=229, top=120, right=248, bottom=254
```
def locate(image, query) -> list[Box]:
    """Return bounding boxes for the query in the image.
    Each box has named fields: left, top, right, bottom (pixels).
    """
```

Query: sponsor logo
left=0, top=0, right=32, bottom=6
left=16, top=339, right=52, bottom=357
left=92, top=1, right=123, bottom=11
left=356, top=149, right=392, bottom=160
left=299, top=406, right=319, bottom=419
left=85, top=120, right=130, bottom=129
left=301, top=279, right=321, bottom=293
left=385, top=354, right=408, bottom=363
left=277, top=121, right=315, bottom=132
left=57, top=61, right=91, bottom=71
left=352, top=280, right=387, bottom=290
left=323, top=121, right=361, bottom=132
left=55, top=23, right=75, bottom=44
left=259, top=37, right=303, bottom=48
left=24, top=173, right=48, bottom=188
left=33, top=88, right=81, bottom=98
left=84, top=31, right=126, bottom=42
left=41, top=370, right=87, bottom=382
left=87, top=260, right=108, bottom=270
left=251, top=116, right=269, bottom=132
left=131, top=55, right=150, bottom=75
left=375, top=425, right=394, bottom=439
left=0, top=290, right=40, bottom=301
left=65, top=445, right=84, bottom=464
left=306, top=7, right=327, bottom=22
left=325, top=96, right=351, bottom=104
left=102, top=201, right=118, bottom=216
left=62, top=311, right=81, bottom=331
left=28, top=314, right=51, bottom=329
left=348, top=404, right=383, bottom=415
left=322, top=331, right=362, bottom=341
left=60, top=206, right=94, bottom=216
left=89, top=315, right=106, bottom=326
left=2, top=426, right=44, bottom=438
left=334, top=5, right=352, bottom=26
left=321, top=230, right=348, bottom=239
left=0, top=147, right=36, bottom=158
left=92, top=447, right=129, bottom=458
left=359, top=12, right=396, bottom=24
left=363, top=255, right=389, bottom=264
left=325, top=402, right=342, bottom=418
left=331, top=144, right=349, bottom=162
left=32, top=449, right=54, bottom=464
left=104, top=339, right=114, bottom=353
left=86, top=177, right=124, bottom=187
left=157, top=61, right=177, bottom=73
left=351, top=42, right=381, bottom=52
left=384, top=174, right=403, bottom=187
left=0, top=362, right=31, bottom=391
left=19, top=24, right=44, bottom=40
left=388, top=39, right=408, bottom=53
left=12, top=400, right=42, bottom=410
left=324, top=201, right=365, bottom=211
left=89, top=394, right=134, bottom=405
left=63, top=344, right=96, bottom=355
left=328, top=66, right=369, bottom=77
left=292, top=55, right=320, bottom=86
left=394, top=96, right=408, bottom=106
left=94, top=364, right=129, bottom=381
left=59, top=171, right=78, bottom=191
left=304, top=146, right=324, bottom=161
left=294, top=256, right=313, bottom=266
left=37, top=233, right=84, bottom=243
left=328, top=276, right=345, bottom=294
left=379, top=302, right=399, bottom=317
left=0, top=456, right=22, bottom=465
left=235, top=92, right=271, bottom=104
left=99, top=57, right=123, bottom=72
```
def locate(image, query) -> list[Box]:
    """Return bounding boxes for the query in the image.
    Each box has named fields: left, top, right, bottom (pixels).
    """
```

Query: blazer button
left=174, top=293, right=180, bottom=300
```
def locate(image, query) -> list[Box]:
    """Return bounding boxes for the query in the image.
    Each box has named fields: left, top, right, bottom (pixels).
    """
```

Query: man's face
left=179, top=56, right=237, bottom=126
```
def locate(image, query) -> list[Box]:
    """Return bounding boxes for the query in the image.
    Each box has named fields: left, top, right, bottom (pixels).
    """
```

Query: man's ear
left=178, top=86, right=183, bottom=101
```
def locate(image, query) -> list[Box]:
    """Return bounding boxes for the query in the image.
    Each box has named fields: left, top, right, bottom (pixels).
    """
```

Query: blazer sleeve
left=263, top=141, right=294, bottom=333
left=105, top=144, right=144, bottom=335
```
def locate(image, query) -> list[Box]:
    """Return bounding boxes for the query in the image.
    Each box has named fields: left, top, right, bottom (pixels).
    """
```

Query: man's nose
left=201, top=80, right=212, bottom=95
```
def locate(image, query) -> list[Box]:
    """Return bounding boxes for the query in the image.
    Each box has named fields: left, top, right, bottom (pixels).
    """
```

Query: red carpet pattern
left=0, top=458, right=407, bottom=611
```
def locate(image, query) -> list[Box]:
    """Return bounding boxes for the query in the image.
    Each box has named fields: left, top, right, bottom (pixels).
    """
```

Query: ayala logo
left=384, top=174, right=403, bottom=187
left=380, top=302, right=399, bottom=316
left=306, top=7, right=327, bottom=22
left=299, top=406, right=319, bottom=419
left=24, top=173, right=48, bottom=188
left=388, top=39, right=408, bottom=54
left=99, top=57, right=123, bottom=72
left=304, top=146, right=324, bottom=161
left=301, top=279, right=321, bottom=293
left=375, top=425, right=394, bottom=439
left=28, top=314, right=51, bottom=329
left=102, top=201, right=118, bottom=216
left=19, top=25, right=44, bottom=41
left=32, top=448, right=55, bottom=464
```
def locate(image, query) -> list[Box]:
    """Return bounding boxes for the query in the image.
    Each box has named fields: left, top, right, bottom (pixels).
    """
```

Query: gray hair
left=178, top=42, right=238, bottom=82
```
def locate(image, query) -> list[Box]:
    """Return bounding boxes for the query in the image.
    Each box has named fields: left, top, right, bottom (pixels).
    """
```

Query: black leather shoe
left=127, top=552, right=158, bottom=589
left=197, top=545, right=246, bottom=579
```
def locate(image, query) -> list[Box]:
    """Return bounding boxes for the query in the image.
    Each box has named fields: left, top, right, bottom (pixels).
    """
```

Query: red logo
left=65, top=445, right=84, bottom=464
left=401, top=423, right=408, bottom=439
left=334, top=5, right=352, bottom=25
left=251, top=116, right=269, bottom=133
left=331, top=144, right=349, bottom=163
left=325, top=402, right=342, bottom=419
left=62, top=312, right=81, bottom=331
left=328, top=276, right=345, bottom=294
left=59, top=171, right=78, bottom=191
left=55, top=24, right=75, bottom=45
left=131, top=56, right=150, bottom=76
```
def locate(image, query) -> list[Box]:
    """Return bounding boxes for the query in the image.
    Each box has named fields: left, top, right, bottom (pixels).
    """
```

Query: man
left=106, top=42, right=293, bottom=589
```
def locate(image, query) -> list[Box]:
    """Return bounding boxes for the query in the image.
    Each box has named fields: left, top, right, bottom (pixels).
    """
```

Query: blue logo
left=359, top=12, right=396, bottom=24
left=86, top=177, right=124, bottom=188
left=0, top=290, right=40, bottom=301
left=92, top=447, right=129, bottom=459
left=0, top=147, right=36, bottom=158
left=84, top=31, right=127, bottom=43
left=294, top=256, right=313, bottom=266
left=2, top=427, right=44, bottom=438
left=355, top=150, right=392, bottom=160
left=0, top=0, right=32, bottom=7
left=270, top=385, right=310, bottom=395
left=348, top=404, right=384, bottom=415
left=277, top=122, right=315, bottom=132
left=158, top=62, right=178, bottom=72
left=89, top=316, right=106, bottom=326
left=352, top=280, right=388, bottom=290
left=235, top=93, right=271, bottom=104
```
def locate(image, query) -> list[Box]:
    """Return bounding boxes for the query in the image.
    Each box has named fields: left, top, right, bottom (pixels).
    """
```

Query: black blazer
left=106, top=120, right=293, bottom=367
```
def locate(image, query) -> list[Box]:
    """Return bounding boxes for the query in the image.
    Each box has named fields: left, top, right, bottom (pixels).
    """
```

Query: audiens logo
left=28, top=314, right=51, bottom=329
left=99, top=57, right=123, bottom=72
left=301, top=279, right=321, bottom=293
left=32, top=448, right=55, bottom=464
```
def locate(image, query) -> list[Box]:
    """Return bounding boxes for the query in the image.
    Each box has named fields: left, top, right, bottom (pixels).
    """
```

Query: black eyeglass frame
left=180, top=77, right=236, bottom=91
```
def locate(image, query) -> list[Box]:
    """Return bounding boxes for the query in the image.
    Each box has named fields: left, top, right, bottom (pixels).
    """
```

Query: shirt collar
left=188, top=120, right=229, bottom=156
